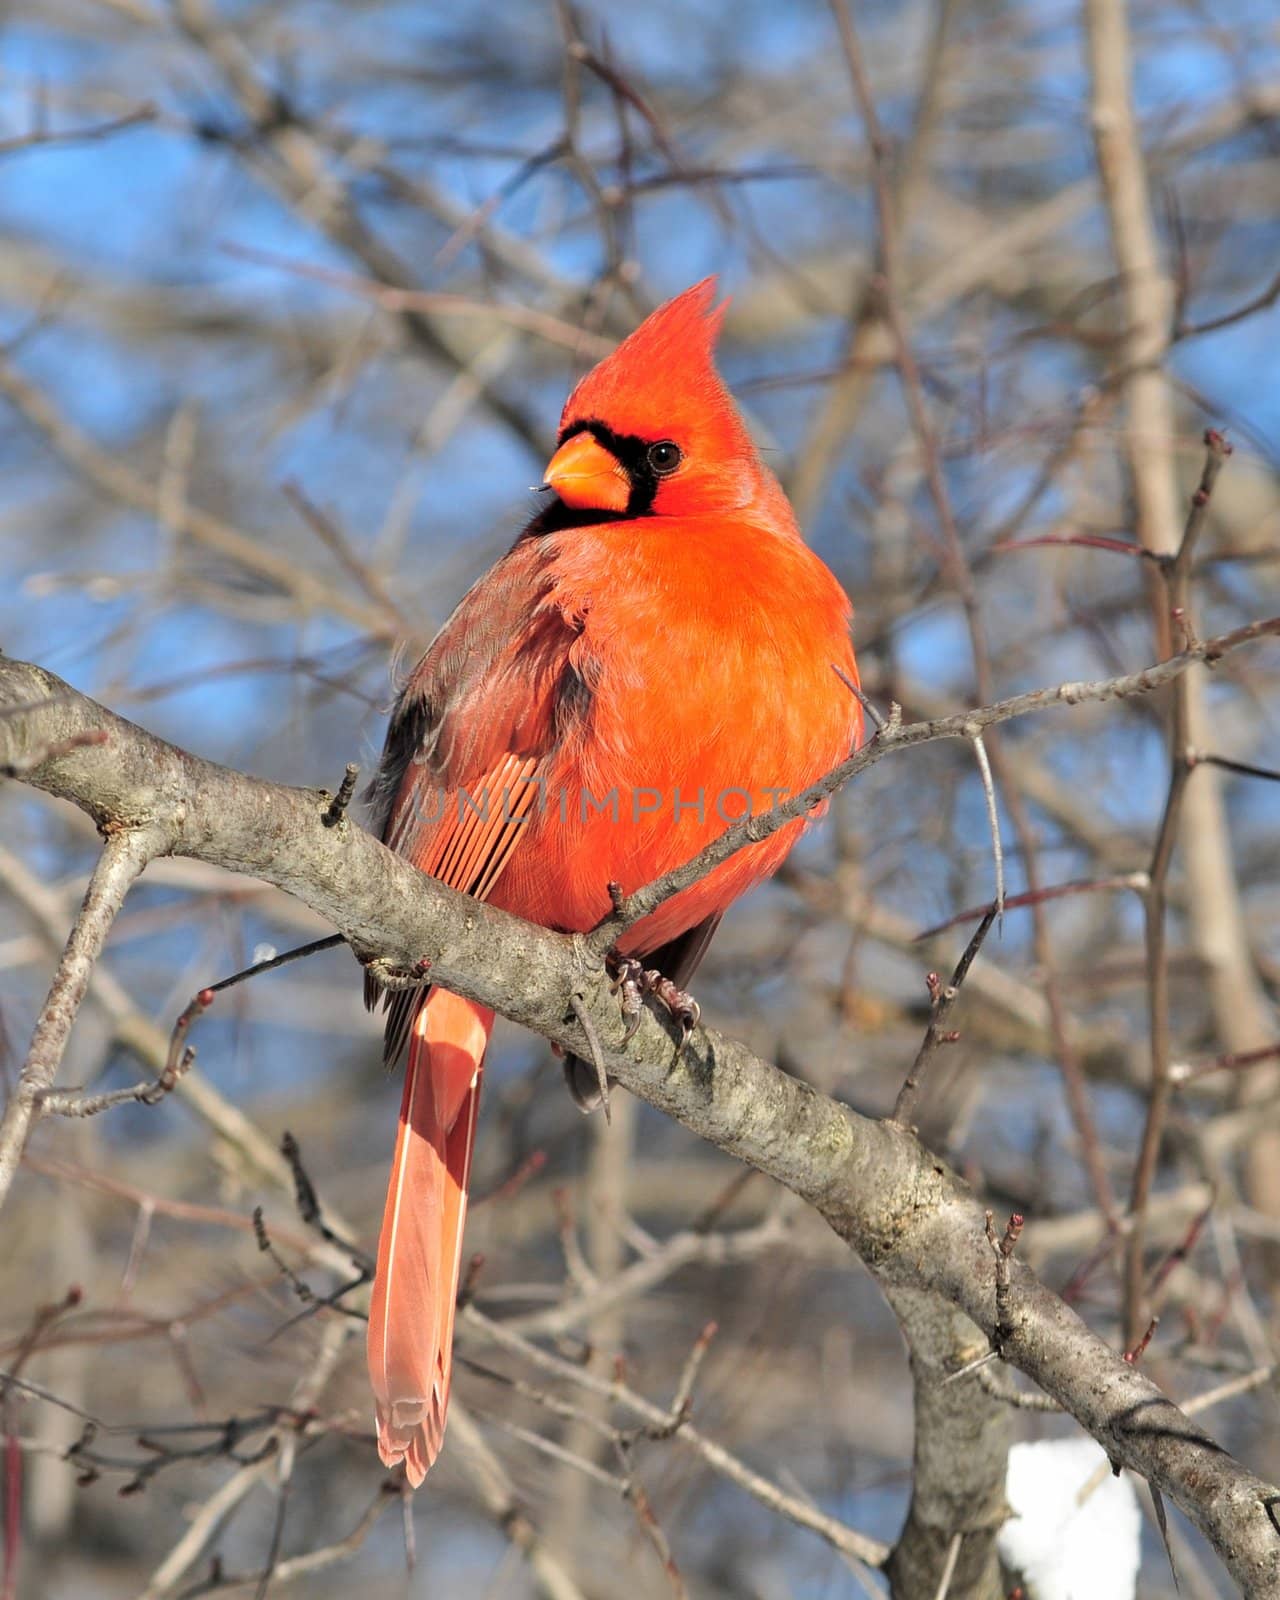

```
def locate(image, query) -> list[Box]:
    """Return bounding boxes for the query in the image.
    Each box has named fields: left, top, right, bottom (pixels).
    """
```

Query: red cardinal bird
left=364, top=279, right=861, bottom=1484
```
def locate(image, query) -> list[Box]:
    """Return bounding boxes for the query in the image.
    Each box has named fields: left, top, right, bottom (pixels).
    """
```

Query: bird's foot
left=607, top=954, right=701, bottom=1048
left=361, top=954, right=432, bottom=992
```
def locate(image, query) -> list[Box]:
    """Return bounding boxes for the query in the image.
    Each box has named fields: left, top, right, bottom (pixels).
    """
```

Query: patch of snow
left=997, top=1438, right=1141, bottom=1600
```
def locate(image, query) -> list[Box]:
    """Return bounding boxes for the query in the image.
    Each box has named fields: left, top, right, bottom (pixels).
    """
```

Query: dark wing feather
left=365, top=539, right=585, bottom=1062
left=642, top=912, right=725, bottom=992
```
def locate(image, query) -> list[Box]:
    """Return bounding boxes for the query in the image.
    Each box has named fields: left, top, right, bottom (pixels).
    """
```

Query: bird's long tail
left=367, top=987, right=492, bottom=1486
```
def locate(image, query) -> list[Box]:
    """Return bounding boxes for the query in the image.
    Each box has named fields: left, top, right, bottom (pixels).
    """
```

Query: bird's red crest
left=560, top=278, right=748, bottom=456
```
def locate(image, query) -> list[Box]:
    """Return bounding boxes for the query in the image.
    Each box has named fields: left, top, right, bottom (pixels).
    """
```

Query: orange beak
left=541, top=432, right=631, bottom=513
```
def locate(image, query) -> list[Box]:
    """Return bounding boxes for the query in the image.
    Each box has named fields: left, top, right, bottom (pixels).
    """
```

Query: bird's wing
left=365, top=538, right=586, bottom=1058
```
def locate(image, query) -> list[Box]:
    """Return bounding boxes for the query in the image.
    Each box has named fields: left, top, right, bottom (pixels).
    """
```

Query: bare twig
left=321, top=764, right=360, bottom=829
left=0, top=826, right=164, bottom=1207
left=973, top=1364, right=1062, bottom=1413
left=1125, top=429, right=1235, bottom=1344
left=893, top=907, right=997, bottom=1127
left=35, top=1041, right=194, bottom=1117
left=1176, top=269, right=1280, bottom=340
left=969, top=729, right=1004, bottom=922
left=464, top=1306, right=890, bottom=1567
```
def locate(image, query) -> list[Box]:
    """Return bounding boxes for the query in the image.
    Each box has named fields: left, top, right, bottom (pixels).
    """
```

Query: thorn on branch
left=568, top=992, right=611, bottom=1124
left=322, top=762, right=359, bottom=827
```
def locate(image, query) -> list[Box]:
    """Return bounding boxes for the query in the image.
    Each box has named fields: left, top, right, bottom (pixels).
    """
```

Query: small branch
left=1186, top=751, right=1280, bottom=785
left=35, top=1039, right=194, bottom=1118
left=283, top=481, right=411, bottom=634
left=1125, top=1317, right=1159, bottom=1366
left=1172, top=1041, right=1280, bottom=1087
left=0, top=105, right=155, bottom=157
left=969, top=728, right=1004, bottom=922
left=1125, top=429, right=1234, bottom=1346
left=0, top=353, right=392, bottom=636
left=0, top=825, right=165, bottom=1208
left=892, top=907, right=997, bottom=1127
left=1182, top=1365, right=1275, bottom=1418
left=444, top=1404, right=591, bottom=1600
left=832, top=662, right=891, bottom=735
left=640, top=1321, right=717, bottom=1443
left=1172, top=429, right=1232, bottom=587
left=914, top=871, right=1148, bottom=941
left=1175, top=270, right=1280, bottom=340
left=465, top=1306, right=889, bottom=1568
left=321, top=765, right=359, bottom=829
left=992, top=531, right=1164, bottom=563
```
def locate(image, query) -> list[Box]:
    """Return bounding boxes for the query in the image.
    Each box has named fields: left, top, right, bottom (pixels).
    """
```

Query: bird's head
left=541, top=278, right=760, bottom=520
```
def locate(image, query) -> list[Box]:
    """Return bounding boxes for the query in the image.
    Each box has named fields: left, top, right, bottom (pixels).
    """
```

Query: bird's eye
left=647, top=440, right=682, bottom=476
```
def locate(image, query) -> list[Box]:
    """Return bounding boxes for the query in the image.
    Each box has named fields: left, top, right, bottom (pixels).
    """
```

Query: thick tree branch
left=2, top=653, right=1280, bottom=1591
left=883, top=1291, right=1007, bottom=1600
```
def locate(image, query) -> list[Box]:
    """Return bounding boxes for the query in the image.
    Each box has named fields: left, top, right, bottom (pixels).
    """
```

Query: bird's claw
left=608, top=955, right=701, bottom=1049
left=361, top=954, right=431, bottom=992
left=611, top=956, right=648, bottom=1042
